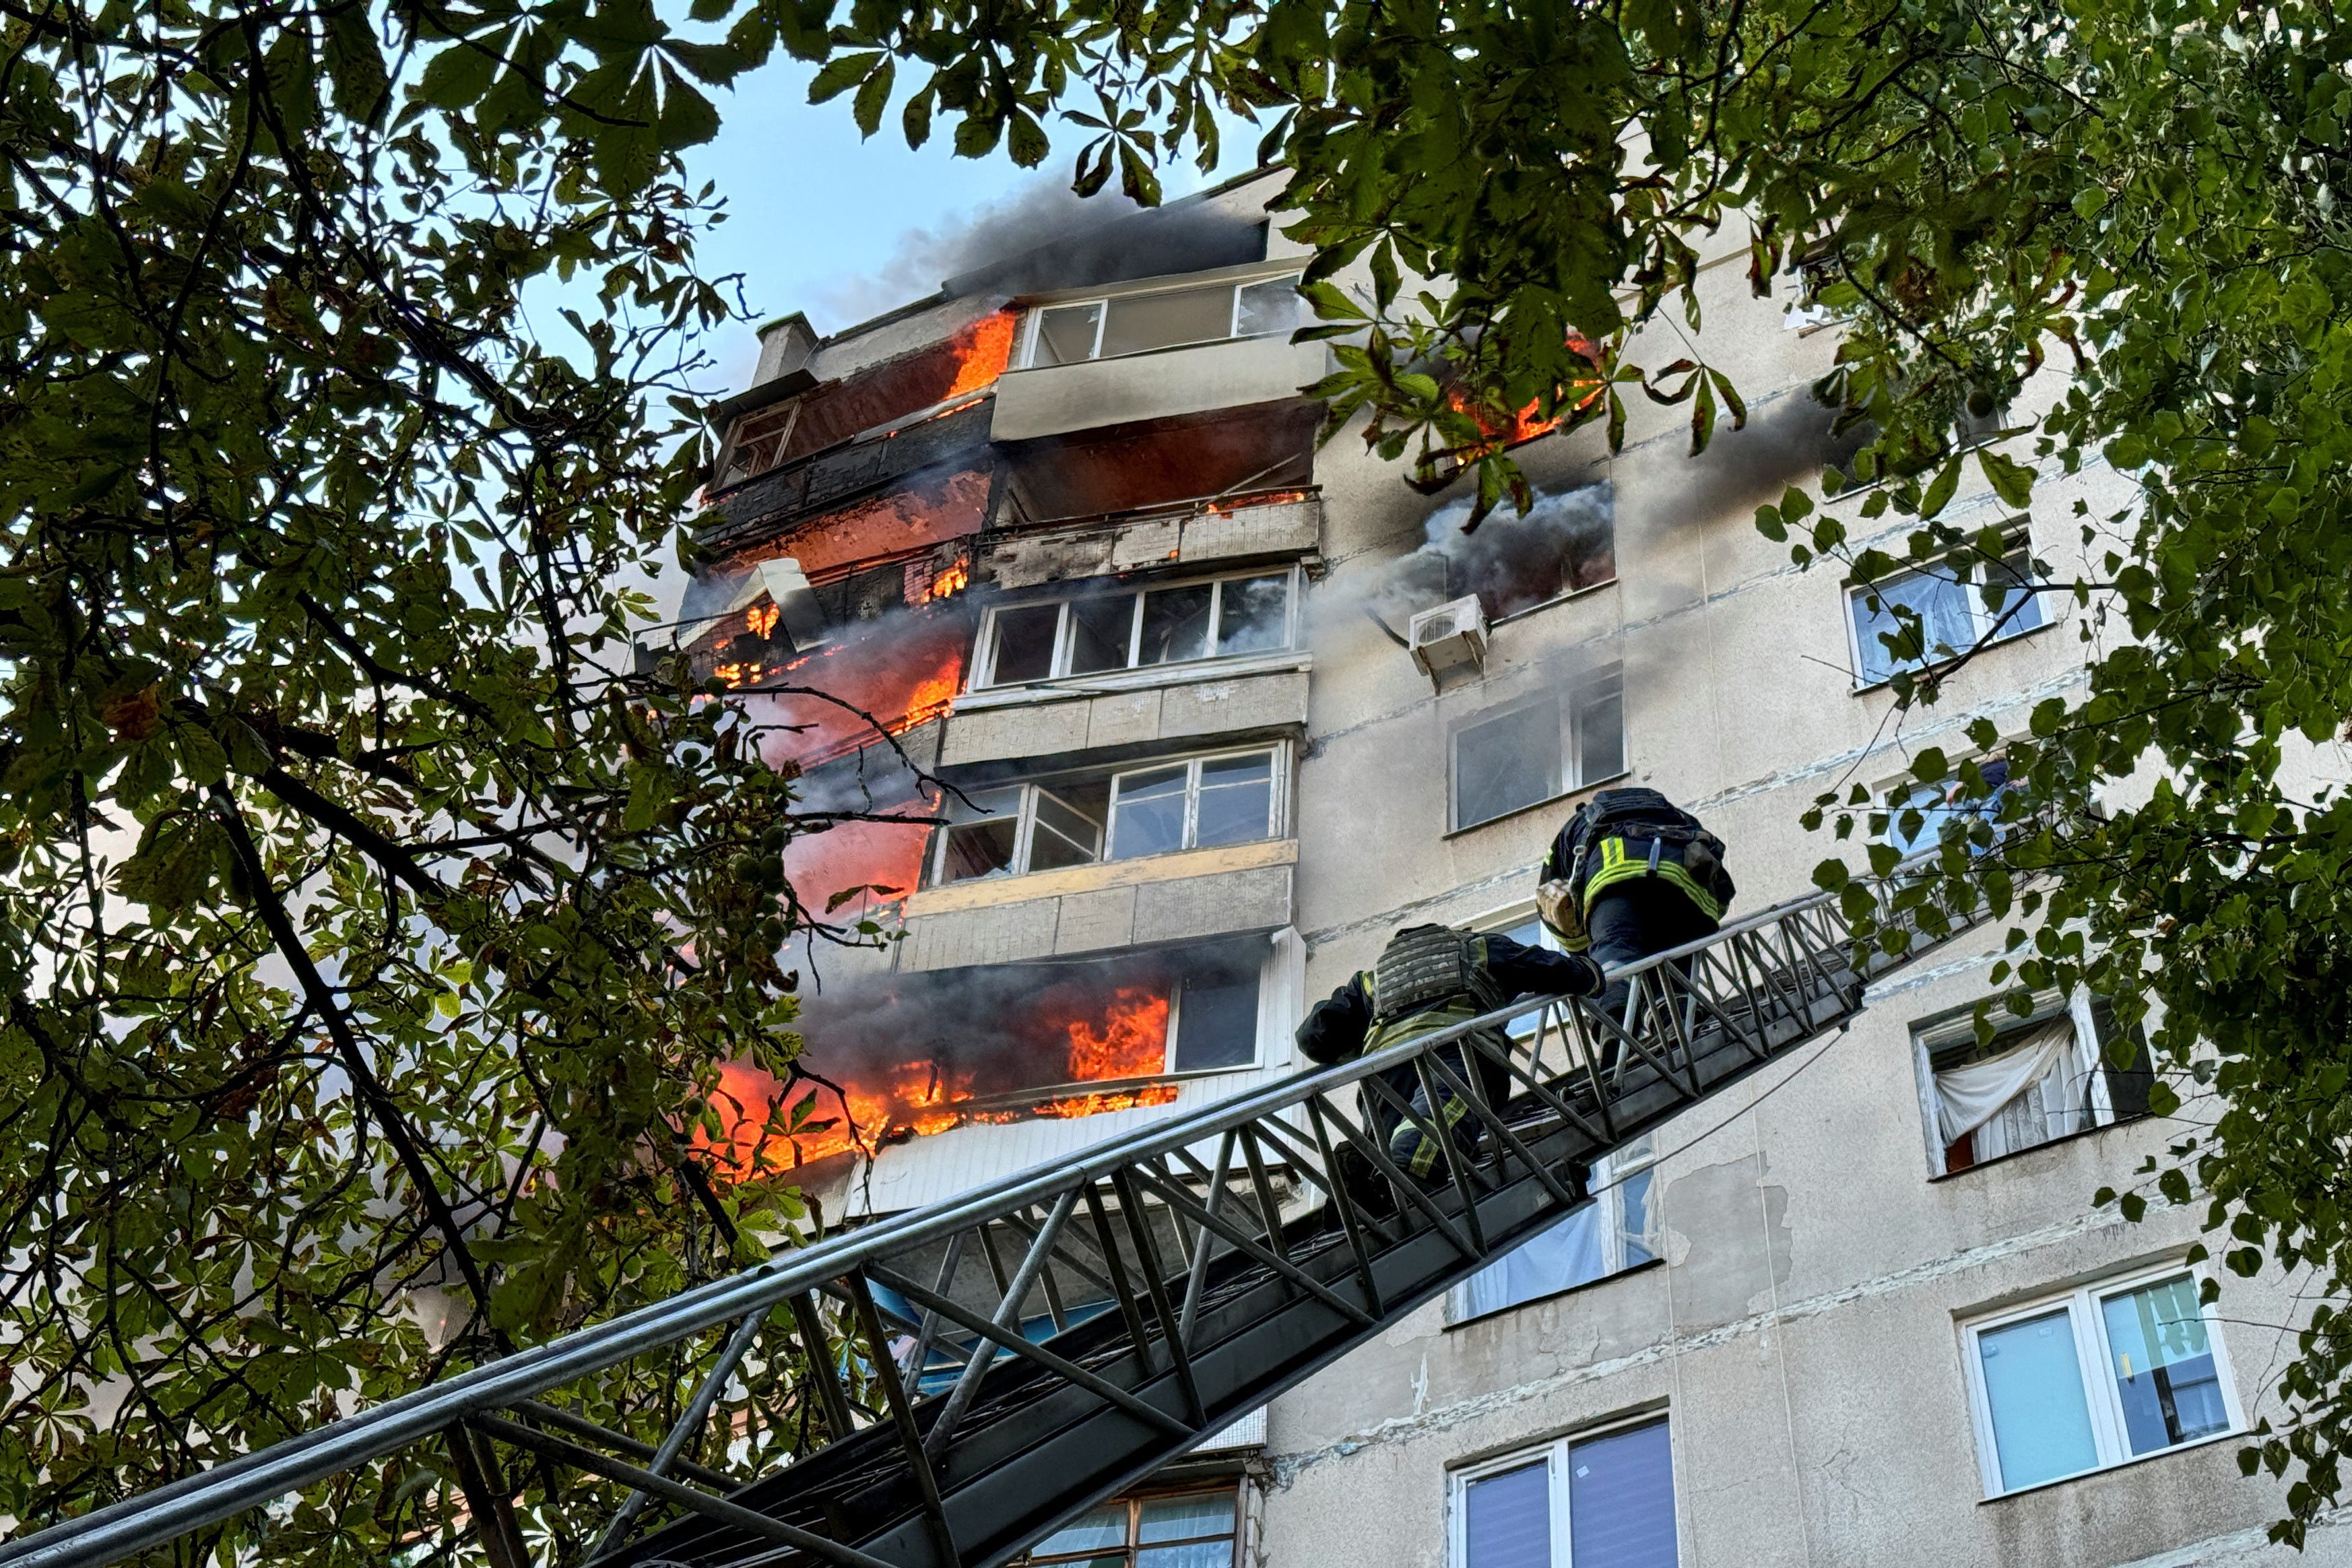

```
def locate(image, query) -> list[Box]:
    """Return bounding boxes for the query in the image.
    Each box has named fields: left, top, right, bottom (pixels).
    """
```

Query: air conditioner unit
left=1408, top=594, right=1488, bottom=680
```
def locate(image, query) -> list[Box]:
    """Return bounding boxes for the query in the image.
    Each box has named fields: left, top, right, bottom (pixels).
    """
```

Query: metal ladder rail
left=0, top=866, right=1985, bottom=1568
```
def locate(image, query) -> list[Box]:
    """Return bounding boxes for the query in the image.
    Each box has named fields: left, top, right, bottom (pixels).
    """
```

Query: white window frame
left=1446, top=1413, right=1676, bottom=1568
left=926, top=743, right=1291, bottom=888
left=1843, top=529, right=2046, bottom=691
left=1447, top=667, right=1628, bottom=833
left=1959, top=1262, right=2246, bottom=1499
left=1107, top=745, right=1290, bottom=863
left=974, top=566, right=1302, bottom=690
left=1880, top=754, right=2014, bottom=859
left=1161, top=934, right=1295, bottom=1078
left=717, top=399, right=802, bottom=490
left=1910, top=989, right=2148, bottom=1177
left=1018, top=273, right=1305, bottom=368
left=1445, top=1134, right=1658, bottom=1324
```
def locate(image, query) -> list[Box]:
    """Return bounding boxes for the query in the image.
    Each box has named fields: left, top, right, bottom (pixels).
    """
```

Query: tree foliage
left=0, top=0, right=894, bottom=1557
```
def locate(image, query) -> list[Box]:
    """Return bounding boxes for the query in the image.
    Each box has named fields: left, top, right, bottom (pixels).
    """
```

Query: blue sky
left=680, top=59, right=1254, bottom=387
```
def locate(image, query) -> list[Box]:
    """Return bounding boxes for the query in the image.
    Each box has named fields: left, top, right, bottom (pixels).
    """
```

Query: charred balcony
left=697, top=393, right=996, bottom=558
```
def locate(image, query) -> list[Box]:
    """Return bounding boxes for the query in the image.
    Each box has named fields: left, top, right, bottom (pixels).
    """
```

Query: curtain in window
left=1567, top=1420, right=1678, bottom=1568
left=1934, top=1018, right=2077, bottom=1154
left=1456, top=1204, right=1610, bottom=1319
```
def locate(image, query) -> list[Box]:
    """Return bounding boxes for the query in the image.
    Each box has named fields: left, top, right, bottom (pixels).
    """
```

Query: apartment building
left=677, top=168, right=2343, bottom=1568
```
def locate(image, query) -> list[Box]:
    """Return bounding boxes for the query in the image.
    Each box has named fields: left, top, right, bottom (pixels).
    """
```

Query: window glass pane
left=1193, top=752, right=1274, bottom=848
left=1068, top=594, right=1136, bottom=675
left=1138, top=1493, right=1234, bottom=1543
left=1139, top=585, right=1214, bottom=665
left=1030, top=783, right=1108, bottom=872
left=1110, top=765, right=1191, bottom=860
left=1496, top=917, right=1548, bottom=1041
left=1851, top=568, right=1979, bottom=685
left=1173, top=971, right=1260, bottom=1072
left=989, top=604, right=1062, bottom=685
left=1138, top=1547, right=1229, bottom=1568
left=1216, top=574, right=1291, bottom=655
left=1984, top=548, right=2045, bottom=636
left=1454, top=702, right=1562, bottom=830
left=1568, top=1420, right=1677, bottom=1568
left=1031, top=1505, right=1128, bottom=1556
left=1034, top=303, right=1103, bottom=366
left=1459, top=1206, right=1608, bottom=1318
left=1620, top=1166, right=1657, bottom=1267
left=2101, top=1276, right=2231, bottom=1455
left=1101, top=285, right=1236, bottom=358
left=1236, top=277, right=1300, bottom=337
left=2091, top=996, right=2155, bottom=1121
left=936, top=787, right=1021, bottom=884
left=1463, top=1458, right=1551, bottom=1568
left=1572, top=674, right=1625, bottom=786
left=1977, top=1308, right=2099, bottom=1491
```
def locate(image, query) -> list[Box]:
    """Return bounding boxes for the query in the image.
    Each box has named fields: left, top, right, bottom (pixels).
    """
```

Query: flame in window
left=747, top=602, right=780, bottom=639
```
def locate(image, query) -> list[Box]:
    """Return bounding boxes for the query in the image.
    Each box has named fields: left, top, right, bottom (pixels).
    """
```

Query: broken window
left=1449, top=1135, right=1656, bottom=1322
left=928, top=779, right=1109, bottom=887
left=1914, top=992, right=2152, bottom=1177
left=1108, top=748, right=1282, bottom=862
left=927, top=749, right=1280, bottom=886
left=1033, top=302, right=1105, bottom=366
left=1453, top=1418, right=1678, bottom=1568
left=1020, top=275, right=1303, bottom=366
left=975, top=569, right=1297, bottom=688
left=935, top=787, right=1023, bottom=883
left=1016, top=1487, right=1239, bottom=1568
left=718, top=401, right=799, bottom=488
left=1449, top=667, right=1627, bottom=832
left=1848, top=537, right=2045, bottom=688
left=1963, top=1268, right=2238, bottom=1497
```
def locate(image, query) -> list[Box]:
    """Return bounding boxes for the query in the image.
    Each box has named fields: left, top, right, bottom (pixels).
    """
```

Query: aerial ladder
left=0, top=867, right=1992, bottom=1568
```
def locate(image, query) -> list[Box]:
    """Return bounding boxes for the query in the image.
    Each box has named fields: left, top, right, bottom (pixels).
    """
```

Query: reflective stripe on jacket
left=1580, top=832, right=1729, bottom=923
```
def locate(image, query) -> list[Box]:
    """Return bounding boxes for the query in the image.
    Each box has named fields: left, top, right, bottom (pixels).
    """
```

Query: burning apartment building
left=676, top=169, right=2337, bottom=1568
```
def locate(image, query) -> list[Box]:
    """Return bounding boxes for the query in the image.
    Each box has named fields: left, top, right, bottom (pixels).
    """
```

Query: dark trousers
left=1588, top=880, right=1720, bottom=1064
left=1363, top=1037, right=1515, bottom=1182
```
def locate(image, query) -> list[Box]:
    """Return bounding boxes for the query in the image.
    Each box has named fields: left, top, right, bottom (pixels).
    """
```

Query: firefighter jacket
left=1295, top=925, right=1604, bottom=1066
left=1538, top=787, right=1735, bottom=951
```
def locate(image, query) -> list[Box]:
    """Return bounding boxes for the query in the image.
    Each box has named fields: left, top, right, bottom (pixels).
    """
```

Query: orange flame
left=698, top=985, right=1178, bottom=1178
left=927, top=560, right=971, bottom=600
left=1065, top=988, right=1171, bottom=1080
left=945, top=311, right=1019, bottom=399
left=747, top=603, right=780, bottom=639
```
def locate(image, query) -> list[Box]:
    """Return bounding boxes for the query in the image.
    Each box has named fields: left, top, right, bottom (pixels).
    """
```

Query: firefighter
left=1537, top=787, right=1735, bottom=1049
left=1296, top=923, right=1603, bottom=1185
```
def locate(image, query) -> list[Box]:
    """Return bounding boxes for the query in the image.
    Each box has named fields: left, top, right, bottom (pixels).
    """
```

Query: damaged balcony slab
left=894, top=839, right=1296, bottom=971
left=698, top=396, right=995, bottom=556
left=991, top=335, right=1331, bottom=443
left=981, top=492, right=1322, bottom=591
left=940, top=663, right=1310, bottom=766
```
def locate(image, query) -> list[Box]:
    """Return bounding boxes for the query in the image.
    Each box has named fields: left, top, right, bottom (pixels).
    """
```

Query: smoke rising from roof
left=818, top=177, right=1268, bottom=326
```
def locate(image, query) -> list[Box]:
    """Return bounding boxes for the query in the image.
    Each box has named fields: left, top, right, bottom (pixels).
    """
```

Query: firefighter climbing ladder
left=0, top=868, right=1995, bottom=1568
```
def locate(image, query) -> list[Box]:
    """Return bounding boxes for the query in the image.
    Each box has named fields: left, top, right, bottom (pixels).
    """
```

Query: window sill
left=1444, top=771, right=1633, bottom=841
left=1978, top=1426, right=2244, bottom=1505
left=958, top=650, right=1311, bottom=711
left=1850, top=617, right=2056, bottom=695
left=1929, top=1111, right=2151, bottom=1183
left=1487, top=575, right=1619, bottom=630
left=1443, top=1254, right=1666, bottom=1332
left=904, top=837, right=1297, bottom=917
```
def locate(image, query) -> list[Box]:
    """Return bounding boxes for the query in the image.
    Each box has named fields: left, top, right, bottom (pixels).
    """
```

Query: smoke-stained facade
left=682, top=169, right=2345, bottom=1568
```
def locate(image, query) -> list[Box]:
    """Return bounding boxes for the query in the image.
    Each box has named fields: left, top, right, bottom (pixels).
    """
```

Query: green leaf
left=850, top=57, right=894, bottom=137
left=1976, top=447, right=2034, bottom=509
left=807, top=50, right=882, bottom=104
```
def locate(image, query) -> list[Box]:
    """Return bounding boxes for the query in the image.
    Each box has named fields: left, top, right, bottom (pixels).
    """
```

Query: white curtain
left=1935, top=1018, right=2077, bottom=1153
